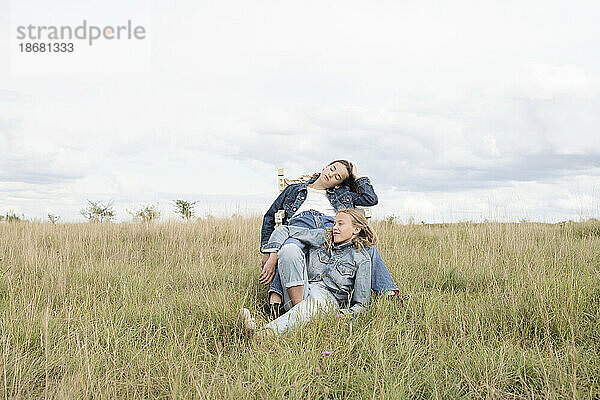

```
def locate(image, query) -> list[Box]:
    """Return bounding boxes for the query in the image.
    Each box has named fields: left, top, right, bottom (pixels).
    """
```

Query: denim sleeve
left=262, top=226, right=326, bottom=253
left=348, top=176, right=378, bottom=206
left=260, top=186, right=292, bottom=252
left=340, top=258, right=372, bottom=319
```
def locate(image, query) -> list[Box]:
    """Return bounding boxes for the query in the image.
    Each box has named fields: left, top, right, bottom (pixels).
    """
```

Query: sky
left=1, top=0, right=599, bottom=223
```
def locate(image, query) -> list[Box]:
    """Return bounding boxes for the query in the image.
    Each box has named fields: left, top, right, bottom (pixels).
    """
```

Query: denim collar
left=332, top=241, right=356, bottom=250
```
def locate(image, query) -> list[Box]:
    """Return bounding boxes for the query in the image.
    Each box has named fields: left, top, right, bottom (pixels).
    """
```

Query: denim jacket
left=260, top=176, right=378, bottom=251
left=263, top=225, right=372, bottom=318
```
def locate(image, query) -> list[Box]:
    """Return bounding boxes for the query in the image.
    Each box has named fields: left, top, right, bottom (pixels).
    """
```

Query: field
left=1, top=218, right=599, bottom=399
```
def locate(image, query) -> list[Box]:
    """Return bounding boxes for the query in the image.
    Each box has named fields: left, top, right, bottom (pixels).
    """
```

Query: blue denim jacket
left=260, top=176, right=378, bottom=251
left=263, top=225, right=372, bottom=318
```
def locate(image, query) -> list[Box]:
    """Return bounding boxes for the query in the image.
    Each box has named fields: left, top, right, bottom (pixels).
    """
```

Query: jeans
left=268, top=210, right=398, bottom=301
left=275, top=237, right=309, bottom=310
left=263, top=281, right=339, bottom=336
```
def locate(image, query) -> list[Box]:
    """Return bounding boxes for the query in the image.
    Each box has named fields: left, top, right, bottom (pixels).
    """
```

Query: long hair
left=310, top=160, right=358, bottom=193
left=324, top=209, right=378, bottom=252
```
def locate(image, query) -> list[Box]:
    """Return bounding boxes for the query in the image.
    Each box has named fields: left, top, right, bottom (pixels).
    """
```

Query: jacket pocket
left=336, top=262, right=357, bottom=277
left=318, top=248, right=330, bottom=263
left=337, top=195, right=353, bottom=210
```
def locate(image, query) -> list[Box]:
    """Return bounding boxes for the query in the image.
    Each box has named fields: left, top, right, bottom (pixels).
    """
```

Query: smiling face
left=332, top=212, right=360, bottom=244
left=318, top=162, right=350, bottom=189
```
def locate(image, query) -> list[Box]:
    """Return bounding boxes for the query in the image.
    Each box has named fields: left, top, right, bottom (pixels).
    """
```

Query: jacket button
left=292, top=207, right=297, bottom=211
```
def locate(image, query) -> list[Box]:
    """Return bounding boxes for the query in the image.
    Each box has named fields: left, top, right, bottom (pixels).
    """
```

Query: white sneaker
left=239, top=308, right=257, bottom=331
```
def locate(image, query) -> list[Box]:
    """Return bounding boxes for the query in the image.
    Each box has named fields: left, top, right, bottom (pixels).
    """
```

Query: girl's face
left=332, top=212, right=360, bottom=244
left=318, top=162, right=349, bottom=189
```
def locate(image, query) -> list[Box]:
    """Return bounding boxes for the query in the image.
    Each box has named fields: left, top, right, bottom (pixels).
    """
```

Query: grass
left=0, top=218, right=599, bottom=398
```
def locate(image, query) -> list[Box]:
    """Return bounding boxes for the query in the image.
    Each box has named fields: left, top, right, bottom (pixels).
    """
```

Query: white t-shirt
left=292, top=186, right=337, bottom=218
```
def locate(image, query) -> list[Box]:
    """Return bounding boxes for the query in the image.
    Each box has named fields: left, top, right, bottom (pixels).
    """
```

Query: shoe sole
left=239, top=308, right=257, bottom=331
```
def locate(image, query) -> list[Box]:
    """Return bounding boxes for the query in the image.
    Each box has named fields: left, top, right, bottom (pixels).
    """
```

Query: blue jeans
left=264, top=281, right=339, bottom=336
left=269, top=210, right=398, bottom=300
left=274, top=238, right=309, bottom=310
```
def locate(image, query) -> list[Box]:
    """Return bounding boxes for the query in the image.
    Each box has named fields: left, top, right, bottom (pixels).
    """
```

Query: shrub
left=80, top=200, right=115, bottom=223
left=128, top=204, right=161, bottom=223
left=173, top=199, right=197, bottom=221
left=3, top=211, right=24, bottom=223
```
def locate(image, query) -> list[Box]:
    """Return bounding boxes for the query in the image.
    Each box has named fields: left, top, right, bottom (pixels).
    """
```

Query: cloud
left=2, top=60, right=599, bottom=222
left=0, top=156, right=84, bottom=184
left=514, top=63, right=597, bottom=100
left=2, top=0, right=600, bottom=222
left=202, top=80, right=600, bottom=192
left=373, top=174, right=600, bottom=223
left=0, top=114, right=89, bottom=185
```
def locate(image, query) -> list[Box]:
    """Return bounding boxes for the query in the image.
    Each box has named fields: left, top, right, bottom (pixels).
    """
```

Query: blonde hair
left=325, top=208, right=378, bottom=251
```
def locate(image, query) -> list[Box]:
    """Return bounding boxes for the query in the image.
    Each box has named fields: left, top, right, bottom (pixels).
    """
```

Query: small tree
left=128, top=204, right=160, bottom=223
left=48, top=214, right=60, bottom=224
left=4, top=211, right=24, bottom=223
left=173, top=199, right=197, bottom=221
left=81, top=200, right=115, bottom=223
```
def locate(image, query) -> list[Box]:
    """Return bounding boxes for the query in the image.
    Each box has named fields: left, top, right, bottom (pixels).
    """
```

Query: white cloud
left=372, top=174, right=600, bottom=223
left=515, top=63, right=595, bottom=100
left=1, top=0, right=600, bottom=222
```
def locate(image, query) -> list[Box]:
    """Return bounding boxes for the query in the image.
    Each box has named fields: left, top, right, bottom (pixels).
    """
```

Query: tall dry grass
left=0, top=218, right=599, bottom=398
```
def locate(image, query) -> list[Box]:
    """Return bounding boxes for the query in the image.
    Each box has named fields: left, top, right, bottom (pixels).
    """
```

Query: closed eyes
left=329, top=166, right=341, bottom=180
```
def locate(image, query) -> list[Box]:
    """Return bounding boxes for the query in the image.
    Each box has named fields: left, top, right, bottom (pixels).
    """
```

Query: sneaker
left=262, top=303, right=285, bottom=320
left=386, top=292, right=405, bottom=305
left=239, top=308, right=257, bottom=331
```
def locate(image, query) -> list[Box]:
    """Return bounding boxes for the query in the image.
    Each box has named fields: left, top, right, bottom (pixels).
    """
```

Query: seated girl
left=241, top=209, right=374, bottom=338
left=259, top=160, right=398, bottom=316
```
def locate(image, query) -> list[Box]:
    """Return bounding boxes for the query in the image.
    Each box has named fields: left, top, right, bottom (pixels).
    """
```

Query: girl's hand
left=260, top=253, right=269, bottom=267
left=259, top=253, right=278, bottom=285
left=350, top=162, right=359, bottom=179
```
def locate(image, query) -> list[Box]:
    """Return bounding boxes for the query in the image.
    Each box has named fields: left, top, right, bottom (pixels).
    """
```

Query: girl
left=243, top=209, right=375, bottom=337
left=259, top=160, right=398, bottom=316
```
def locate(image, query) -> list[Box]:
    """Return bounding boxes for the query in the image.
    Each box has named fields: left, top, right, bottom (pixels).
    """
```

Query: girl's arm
left=340, top=258, right=372, bottom=318
left=262, top=226, right=326, bottom=253
left=348, top=177, right=378, bottom=206
left=260, top=185, right=292, bottom=252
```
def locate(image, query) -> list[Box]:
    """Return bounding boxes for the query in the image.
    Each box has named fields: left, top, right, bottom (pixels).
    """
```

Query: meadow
left=0, top=217, right=599, bottom=399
